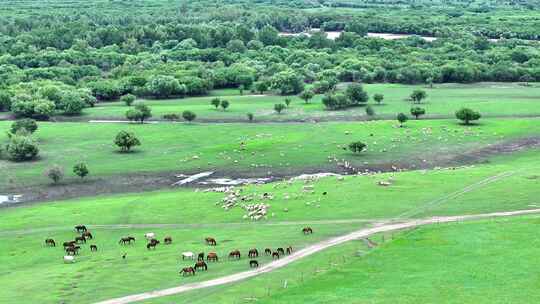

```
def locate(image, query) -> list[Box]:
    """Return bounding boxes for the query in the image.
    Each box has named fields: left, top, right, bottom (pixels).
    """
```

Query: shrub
left=220, top=99, right=230, bottom=111
left=456, top=108, right=481, bottom=125
left=410, top=107, right=426, bottom=119
left=45, top=165, right=64, bottom=184
left=247, top=112, right=254, bottom=122
left=373, top=93, right=384, bottom=105
left=4, top=135, right=39, bottom=161
left=365, top=105, right=375, bottom=117
left=126, top=103, right=152, bottom=123
left=274, top=103, right=286, bottom=114
left=182, top=110, right=196, bottom=122
left=322, top=93, right=349, bottom=110
left=284, top=98, right=291, bottom=107
left=397, top=113, right=409, bottom=127
left=59, top=91, right=86, bottom=115
left=345, top=83, right=369, bottom=105
left=11, top=119, right=38, bottom=134
left=114, top=131, right=141, bottom=152
left=0, top=91, right=12, bottom=111
left=410, top=89, right=427, bottom=104
left=211, top=98, right=221, bottom=109
left=121, top=94, right=136, bottom=106
left=73, top=162, right=89, bottom=179
left=299, top=90, right=314, bottom=104
left=348, top=141, right=367, bottom=153
left=163, top=113, right=180, bottom=121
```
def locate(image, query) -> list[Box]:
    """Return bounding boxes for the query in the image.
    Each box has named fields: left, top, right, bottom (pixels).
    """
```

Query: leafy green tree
left=410, top=90, right=427, bottom=104
left=126, top=103, right=152, bottom=123
left=373, top=93, right=384, bottom=105
left=182, top=110, right=196, bottom=123
left=220, top=99, right=230, bottom=111
left=455, top=108, right=481, bottom=125
left=73, top=163, right=89, bottom=179
left=345, top=83, right=369, bottom=105
left=227, top=39, right=247, bottom=53
left=163, top=113, right=180, bottom=121
left=397, top=113, right=409, bottom=127
left=270, top=70, right=304, bottom=95
left=59, top=91, right=86, bottom=115
left=322, top=93, right=349, bottom=110
left=146, top=75, right=184, bottom=98
left=348, top=141, right=367, bottom=153
left=299, top=90, right=314, bottom=104
left=5, top=134, right=39, bottom=161
left=114, top=131, right=141, bottom=152
left=365, top=105, right=375, bottom=117
left=32, top=99, right=56, bottom=120
left=11, top=119, right=38, bottom=134
left=253, top=81, right=269, bottom=94
left=121, top=94, right=136, bottom=106
left=0, top=92, right=13, bottom=111
left=258, top=25, right=279, bottom=46
left=211, top=98, right=221, bottom=109
left=45, top=165, right=64, bottom=184
left=284, top=98, right=291, bottom=107
left=274, top=103, right=286, bottom=114
left=410, top=107, right=426, bottom=119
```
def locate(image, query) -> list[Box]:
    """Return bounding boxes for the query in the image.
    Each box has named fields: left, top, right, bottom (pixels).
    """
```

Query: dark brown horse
left=180, top=267, right=196, bottom=276
left=277, top=247, right=285, bottom=255
left=66, top=246, right=80, bottom=255
left=207, top=252, right=218, bottom=262
left=264, top=248, right=272, bottom=255
left=90, top=245, right=98, bottom=252
left=75, top=236, right=86, bottom=244
left=249, top=260, right=259, bottom=268
left=197, top=252, right=205, bottom=261
left=147, top=240, right=160, bottom=250
left=228, top=250, right=241, bottom=260
left=164, top=236, right=172, bottom=245
left=302, top=227, right=313, bottom=234
left=82, top=231, right=93, bottom=240
left=75, top=225, right=87, bottom=233
left=194, top=261, right=208, bottom=271
left=272, top=252, right=280, bottom=259
left=248, top=248, right=259, bottom=258
left=45, top=239, right=56, bottom=247
left=119, top=237, right=135, bottom=245
left=286, top=246, right=293, bottom=255
left=63, top=241, right=76, bottom=248
left=205, top=237, right=217, bottom=246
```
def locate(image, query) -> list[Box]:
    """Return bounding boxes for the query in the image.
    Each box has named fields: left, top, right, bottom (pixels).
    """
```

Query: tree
left=258, top=25, right=279, bottom=46
left=0, top=92, right=12, bottom=112
left=247, top=112, right=254, bottom=122
left=59, top=91, right=86, bottom=115
left=11, top=119, right=38, bottom=134
left=253, top=81, right=269, bottom=94
left=114, top=131, right=141, bottom=152
left=299, top=90, right=314, bottom=104
left=274, top=103, right=286, bottom=114
left=146, top=75, right=184, bottom=98
left=410, top=107, right=426, bottom=119
left=45, top=165, right=64, bottom=184
left=211, top=98, right=221, bottom=109
left=322, top=93, right=349, bottom=110
left=220, top=99, right=230, bottom=111
left=4, top=134, right=39, bottom=161
left=121, top=94, right=136, bottom=106
left=397, top=113, right=409, bottom=127
left=182, top=110, right=196, bottom=123
left=410, top=90, right=427, bottom=104
left=126, top=103, right=152, bottom=123
left=284, top=98, right=291, bottom=107
left=345, top=83, right=369, bottom=105
left=365, top=105, right=375, bottom=117
left=456, top=108, right=481, bottom=125
left=163, top=113, right=180, bottom=121
left=73, top=163, right=89, bottom=179
left=348, top=141, right=367, bottom=153
left=270, top=70, right=305, bottom=95
left=373, top=93, right=384, bottom=105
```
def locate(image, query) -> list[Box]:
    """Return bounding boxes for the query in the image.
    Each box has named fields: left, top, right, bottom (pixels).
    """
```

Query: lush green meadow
left=78, top=83, right=540, bottom=122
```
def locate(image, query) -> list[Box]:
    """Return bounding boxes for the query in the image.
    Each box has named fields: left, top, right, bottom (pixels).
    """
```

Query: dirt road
left=94, top=208, right=540, bottom=304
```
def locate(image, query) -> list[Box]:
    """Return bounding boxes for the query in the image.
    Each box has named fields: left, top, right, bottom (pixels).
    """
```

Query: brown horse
left=75, top=225, right=87, bottom=233
left=302, top=227, right=313, bottom=234
left=228, top=250, right=241, bottom=260
left=207, top=252, right=218, bottom=262
left=272, top=252, right=280, bottom=259
left=205, top=237, right=217, bottom=246
left=277, top=247, right=285, bottom=255
left=66, top=246, right=80, bottom=255
left=286, top=246, right=293, bottom=255
left=147, top=240, right=160, bottom=250
left=194, top=261, right=208, bottom=271
left=90, top=245, right=98, bottom=252
left=75, top=236, right=86, bottom=244
left=264, top=248, right=272, bottom=255
left=197, top=252, right=205, bottom=261
left=119, top=237, right=135, bottom=245
left=180, top=267, right=196, bottom=276
left=249, top=260, right=259, bottom=268
left=82, top=231, right=93, bottom=240
left=248, top=248, right=259, bottom=258
left=164, top=236, right=172, bottom=245
left=63, top=241, right=76, bottom=248
left=45, top=239, right=56, bottom=247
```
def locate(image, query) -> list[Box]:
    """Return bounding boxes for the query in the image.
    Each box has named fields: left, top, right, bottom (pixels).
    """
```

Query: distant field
left=77, top=83, right=540, bottom=122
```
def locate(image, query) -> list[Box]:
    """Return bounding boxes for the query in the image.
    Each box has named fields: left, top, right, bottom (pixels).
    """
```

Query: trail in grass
left=93, top=208, right=540, bottom=304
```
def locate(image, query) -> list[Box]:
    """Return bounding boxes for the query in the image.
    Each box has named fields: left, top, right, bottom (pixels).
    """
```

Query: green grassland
left=78, top=83, right=540, bottom=122
left=2, top=117, right=540, bottom=190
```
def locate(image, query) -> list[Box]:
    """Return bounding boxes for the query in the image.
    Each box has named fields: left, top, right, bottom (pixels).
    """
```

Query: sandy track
left=94, top=208, right=540, bottom=304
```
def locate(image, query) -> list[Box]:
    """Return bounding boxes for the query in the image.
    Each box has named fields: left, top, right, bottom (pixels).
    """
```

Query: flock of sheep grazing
left=44, top=224, right=314, bottom=277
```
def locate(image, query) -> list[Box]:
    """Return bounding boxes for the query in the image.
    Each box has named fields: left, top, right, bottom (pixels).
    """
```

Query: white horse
left=144, top=232, right=155, bottom=240
left=182, top=252, right=194, bottom=260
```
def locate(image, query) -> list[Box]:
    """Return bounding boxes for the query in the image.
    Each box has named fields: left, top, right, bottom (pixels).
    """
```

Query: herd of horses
left=45, top=224, right=314, bottom=277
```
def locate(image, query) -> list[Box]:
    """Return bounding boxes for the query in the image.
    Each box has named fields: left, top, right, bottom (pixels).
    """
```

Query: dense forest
left=0, top=0, right=539, bottom=118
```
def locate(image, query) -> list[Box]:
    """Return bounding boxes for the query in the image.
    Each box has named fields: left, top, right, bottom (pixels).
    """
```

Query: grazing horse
left=147, top=240, right=160, bottom=250
left=286, top=246, right=293, bottom=255
left=45, top=239, right=56, bottom=247
left=249, top=260, right=259, bottom=268
left=228, top=250, right=241, bottom=260
left=119, top=237, right=135, bottom=245
left=164, top=236, right=172, bottom=245
left=272, top=252, right=280, bottom=259
left=182, top=252, right=194, bottom=260
left=194, top=261, right=208, bottom=271
left=205, top=237, right=217, bottom=246
left=180, top=267, right=196, bottom=276
left=63, top=241, right=76, bottom=248
left=248, top=248, right=259, bottom=258
left=302, top=227, right=313, bottom=234
left=90, top=245, right=98, bottom=252
left=264, top=248, right=272, bottom=255
left=66, top=246, right=80, bottom=255
left=197, top=252, right=205, bottom=261
left=75, top=225, right=87, bottom=233
left=75, top=236, right=86, bottom=244
left=82, top=231, right=93, bottom=240
left=207, top=252, right=218, bottom=262
left=277, top=247, right=285, bottom=256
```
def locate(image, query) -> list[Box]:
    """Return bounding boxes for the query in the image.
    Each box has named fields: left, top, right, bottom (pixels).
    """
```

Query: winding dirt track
left=94, top=208, right=540, bottom=304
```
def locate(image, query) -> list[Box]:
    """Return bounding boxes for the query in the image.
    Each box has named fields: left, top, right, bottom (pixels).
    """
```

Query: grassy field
left=2, top=117, right=540, bottom=190
left=77, top=83, right=540, bottom=122
left=155, top=214, right=540, bottom=304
